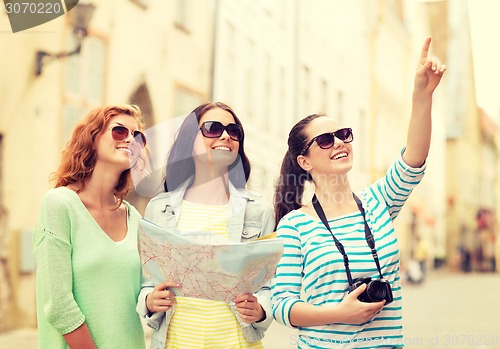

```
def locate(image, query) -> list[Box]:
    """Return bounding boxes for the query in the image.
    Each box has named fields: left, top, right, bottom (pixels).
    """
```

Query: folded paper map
left=139, top=219, right=284, bottom=302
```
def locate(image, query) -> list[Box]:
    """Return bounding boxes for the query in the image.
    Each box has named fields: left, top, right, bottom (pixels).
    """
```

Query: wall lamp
left=35, top=3, right=95, bottom=76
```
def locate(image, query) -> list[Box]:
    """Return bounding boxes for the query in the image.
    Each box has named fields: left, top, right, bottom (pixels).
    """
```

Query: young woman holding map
left=137, top=102, right=275, bottom=349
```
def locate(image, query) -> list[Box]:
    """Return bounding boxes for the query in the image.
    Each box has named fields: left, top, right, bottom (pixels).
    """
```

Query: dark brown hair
left=163, top=102, right=251, bottom=192
left=274, top=113, right=324, bottom=227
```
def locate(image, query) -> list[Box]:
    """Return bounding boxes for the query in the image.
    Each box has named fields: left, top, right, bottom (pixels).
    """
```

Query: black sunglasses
left=111, top=125, right=147, bottom=148
left=300, top=128, right=353, bottom=155
left=199, top=121, right=244, bottom=142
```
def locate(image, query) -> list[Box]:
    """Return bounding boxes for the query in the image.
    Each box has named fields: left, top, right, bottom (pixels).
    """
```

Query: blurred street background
left=1, top=271, right=499, bottom=348
left=1, top=0, right=500, bottom=345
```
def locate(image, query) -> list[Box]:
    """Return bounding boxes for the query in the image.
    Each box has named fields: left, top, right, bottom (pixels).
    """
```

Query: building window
left=174, top=0, right=191, bottom=32
left=0, top=134, right=3, bottom=205
left=300, top=65, right=310, bottom=116
left=245, top=38, right=255, bottom=120
left=336, top=91, right=343, bottom=125
left=129, top=83, right=154, bottom=127
left=279, top=66, right=286, bottom=138
left=223, top=22, right=236, bottom=104
left=130, top=0, right=150, bottom=9
left=0, top=133, right=9, bottom=333
left=321, top=79, right=329, bottom=114
left=263, top=53, right=272, bottom=130
left=391, top=0, right=404, bottom=22
left=62, top=105, right=83, bottom=141
left=63, top=34, right=106, bottom=142
left=174, top=86, right=204, bottom=117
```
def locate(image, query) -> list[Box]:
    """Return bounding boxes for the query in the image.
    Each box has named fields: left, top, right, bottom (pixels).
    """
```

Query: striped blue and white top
left=271, top=150, right=426, bottom=349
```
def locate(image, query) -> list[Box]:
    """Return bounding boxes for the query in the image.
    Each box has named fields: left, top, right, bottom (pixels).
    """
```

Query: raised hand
left=414, top=37, right=446, bottom=93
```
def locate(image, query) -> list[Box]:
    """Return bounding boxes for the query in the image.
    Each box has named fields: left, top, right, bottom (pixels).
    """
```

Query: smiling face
left=192, top=107, right=240, bottom=170
left=297, top=116, right=353, bottom=176
left=94, top=113, right=143, bottom=172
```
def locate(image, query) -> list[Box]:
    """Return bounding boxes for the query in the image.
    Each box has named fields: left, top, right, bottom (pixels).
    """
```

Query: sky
left=468, top=0, right=500, bottom=120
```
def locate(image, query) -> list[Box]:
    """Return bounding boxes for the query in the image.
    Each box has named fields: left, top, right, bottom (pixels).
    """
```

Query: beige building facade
left=427, top=0, right=500, bottom=271
left=211, top=0, right=449, bottom=266
left=0, top=0, right=213, bottom=330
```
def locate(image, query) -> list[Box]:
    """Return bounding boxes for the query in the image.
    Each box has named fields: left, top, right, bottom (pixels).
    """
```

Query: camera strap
left=352, top=194, right=384, bottom=280
left=312, top=193, right=384, bottom=285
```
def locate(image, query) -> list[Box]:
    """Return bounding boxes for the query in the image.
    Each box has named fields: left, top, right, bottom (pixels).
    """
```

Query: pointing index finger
left=420, top=36, right=432, bottom=64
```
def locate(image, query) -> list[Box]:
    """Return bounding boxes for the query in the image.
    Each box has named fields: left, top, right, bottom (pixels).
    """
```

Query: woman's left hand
left=414, top=37, right=447, bottom=93
left=234, top=293, right=265, bottom=324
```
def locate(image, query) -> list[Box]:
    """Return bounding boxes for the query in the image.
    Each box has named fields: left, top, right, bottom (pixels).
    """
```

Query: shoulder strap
left=352, top=194, right=384, bottom=279
left=312, top=193, right=385, bottom=281
left=312, top=194, right=354, bottom=285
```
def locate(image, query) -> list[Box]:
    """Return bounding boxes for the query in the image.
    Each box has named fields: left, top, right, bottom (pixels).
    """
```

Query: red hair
left=52, top=104, right=145, bottom=207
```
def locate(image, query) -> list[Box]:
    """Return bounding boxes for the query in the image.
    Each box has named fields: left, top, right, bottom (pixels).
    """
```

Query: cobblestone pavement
left=1, top=271, right=499, bottom=348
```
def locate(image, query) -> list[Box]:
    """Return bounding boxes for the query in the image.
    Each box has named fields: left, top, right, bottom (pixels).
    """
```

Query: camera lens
left=366, top=281, right=387, bottom=301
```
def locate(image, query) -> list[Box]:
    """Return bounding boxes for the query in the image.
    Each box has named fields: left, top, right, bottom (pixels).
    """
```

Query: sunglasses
left=199, top=121, right=244, bottom=142
left=300, top=127, right=353, bottom=155
left=111, top=125, right=147, bottom=148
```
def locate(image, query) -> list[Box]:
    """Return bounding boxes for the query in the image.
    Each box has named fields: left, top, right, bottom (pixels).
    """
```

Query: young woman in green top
left=33, top=105, right=148, bottom=349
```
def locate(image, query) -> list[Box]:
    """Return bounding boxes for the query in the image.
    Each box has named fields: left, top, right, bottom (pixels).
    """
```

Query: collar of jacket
left=168, top=176, right=255, bottom=206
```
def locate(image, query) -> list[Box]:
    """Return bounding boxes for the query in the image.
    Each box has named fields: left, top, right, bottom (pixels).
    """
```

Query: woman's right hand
left=336, top=284, right=386, bottom=324
left=146, top=280, right=181, bottom=313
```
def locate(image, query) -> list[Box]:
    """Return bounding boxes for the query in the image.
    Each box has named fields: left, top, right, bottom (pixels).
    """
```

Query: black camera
left=349, top=277, right=393, bottom=304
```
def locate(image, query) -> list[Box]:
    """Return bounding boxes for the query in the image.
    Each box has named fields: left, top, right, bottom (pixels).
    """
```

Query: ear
left=297, top=154, right=313, bottom=172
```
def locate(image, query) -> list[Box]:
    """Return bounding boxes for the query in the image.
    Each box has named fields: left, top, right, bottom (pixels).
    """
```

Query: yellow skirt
left=166, top=297, right=264, bottom=349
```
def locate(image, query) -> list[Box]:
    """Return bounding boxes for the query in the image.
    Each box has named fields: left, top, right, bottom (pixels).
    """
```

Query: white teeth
left=333, top=152, right=347, bottom=160
left=117, top=148, right=132, bottom=155
left=213, top=146, right=231, bottom=152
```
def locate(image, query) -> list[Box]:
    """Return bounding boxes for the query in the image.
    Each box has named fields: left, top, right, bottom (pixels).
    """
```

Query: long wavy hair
left=163, top=102, right=251, bottom=192
left=52, top=104, right=145, bottom=207
left=274, top=113, right=324, bottom=227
